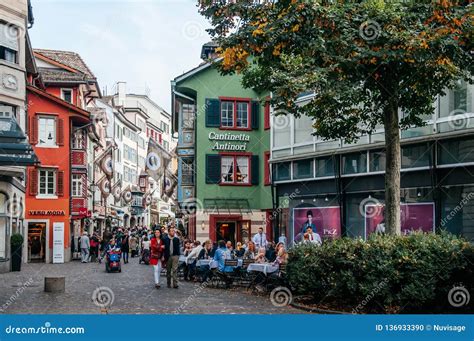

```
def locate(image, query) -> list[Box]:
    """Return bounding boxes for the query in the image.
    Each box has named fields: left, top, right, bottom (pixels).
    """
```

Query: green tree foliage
left=199, top=0, right=473, bottom=234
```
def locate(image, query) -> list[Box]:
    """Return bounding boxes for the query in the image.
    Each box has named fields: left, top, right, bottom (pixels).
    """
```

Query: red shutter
left=57, top=118, right=64, bottom=146
left=264, top=101, right=270, bottom=130
left=57, top=171, right=64, bottom=196
left=28, top=168, right=38, bottom=196
left=159, top=133, right=162, bottom=144
left=264, top=151, right=271, bottom=186
left=30, top=115, right=38, bottom=145
left=82, top=174, right=87, bottom=198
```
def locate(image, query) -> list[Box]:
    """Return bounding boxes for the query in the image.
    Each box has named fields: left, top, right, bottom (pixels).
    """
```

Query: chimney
left=116, top=82, right=126, bottom=106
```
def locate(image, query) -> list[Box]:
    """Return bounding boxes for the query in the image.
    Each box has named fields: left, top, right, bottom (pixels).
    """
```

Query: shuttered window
left=205, top=154, right=221, bottom=184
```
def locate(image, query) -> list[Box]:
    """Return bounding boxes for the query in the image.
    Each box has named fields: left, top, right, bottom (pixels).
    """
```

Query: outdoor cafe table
left=196, top=258, right=243, bottom=269
left=179, top=255, right=195, bottom=264
left=247, top=263, right=278, bottom=275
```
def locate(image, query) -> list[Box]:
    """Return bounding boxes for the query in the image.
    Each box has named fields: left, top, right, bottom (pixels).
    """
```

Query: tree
left=199, top=0, right=473, bottom=235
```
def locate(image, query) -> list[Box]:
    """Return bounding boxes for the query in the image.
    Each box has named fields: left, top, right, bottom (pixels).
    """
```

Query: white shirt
left=252, top=232, right=268, bottom=249
left=307, top=232, right=322, bottom=246
left=186, top=245, right=203, bottom=262
left=142, top=240, right=150, bottom=250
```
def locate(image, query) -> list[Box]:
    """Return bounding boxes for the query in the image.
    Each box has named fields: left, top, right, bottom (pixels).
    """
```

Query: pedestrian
left=121, top=232, right=130, bottom=264
left=129, top=234, right=138, bottom=257
left=80, top=231, right=90, bottom=263
left=252, top=227, right=268, bottom=249
left=163, top=227, right=180, bottom=289
left=150, top=229, right=165, bottom=288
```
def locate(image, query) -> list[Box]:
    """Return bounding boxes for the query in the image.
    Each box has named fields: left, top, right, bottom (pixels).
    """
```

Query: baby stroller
left=105, top=249, right=122, bottom=273
left=139, top=248, right=150, bottom=265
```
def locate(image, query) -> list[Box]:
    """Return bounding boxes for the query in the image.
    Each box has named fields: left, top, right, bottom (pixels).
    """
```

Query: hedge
left=286, top=232, right=474, bottom=313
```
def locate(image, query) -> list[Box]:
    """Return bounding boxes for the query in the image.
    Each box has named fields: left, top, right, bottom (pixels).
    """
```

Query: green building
left=171, top=43, right=272, bottom=244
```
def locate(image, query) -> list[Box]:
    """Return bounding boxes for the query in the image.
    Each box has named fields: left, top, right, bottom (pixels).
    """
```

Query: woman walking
left=150, top=229, right=165, bottom=289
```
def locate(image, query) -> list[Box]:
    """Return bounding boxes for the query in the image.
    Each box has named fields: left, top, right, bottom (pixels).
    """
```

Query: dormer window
left=61, top=89, right=73, bottom=103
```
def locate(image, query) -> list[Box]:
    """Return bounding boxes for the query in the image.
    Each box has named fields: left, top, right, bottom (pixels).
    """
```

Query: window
left=61, top=89, right=73, bottom=103
left=163, top=140, right=169, bottom=151
left=38, top=116, right=56, bottom=146
left=115, top=148, right=121, bottom=163
left=220, top=99, right=250, bottom=129
left=72, top=130, right=84, bottom=149
left=138, top=155, right=145, bottom=168
left=401, top=144, right=430, bottom=169
left=137, top=136, right=145, bottom=149
left=293, top=159, right=313, bottom=179
left=182, top=104, right=195, bottom=129
left=0, top=23, right=18, bottom=64
left=38, top=169, right=56, bottom=196
left=182, top=158, right=194, bottom=185
left=160, top=121, right=169, bottom=134
left=0, top=104, right=15, bottom=118
left=342, top=152, right=367, bottom=174
left=273, top=162, right=291, bottom=181
left=137, top=119, right=146, bottom=132
left=315, top=156, right=335, bottom=177
left=294, top=115, right=314, bottom=144
left=124, top=145, right=137, bottom=163
left=438, top=137, right=474, bottom=165
left=72, top=174, right=83, bottom=197
left=369, top=150, right=386, bottom=172
left=439, top=80, right=473, bottom=118
left=221, top=155, right=250, bottom=185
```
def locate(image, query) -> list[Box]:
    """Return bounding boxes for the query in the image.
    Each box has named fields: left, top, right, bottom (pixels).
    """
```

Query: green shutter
left=251, top=155, right=259, bottom=185
left=251, top=101, right=260, bottom=130
left=206, top=154, right=221, bottom=184
left=205, top=98, right=221, bottom=127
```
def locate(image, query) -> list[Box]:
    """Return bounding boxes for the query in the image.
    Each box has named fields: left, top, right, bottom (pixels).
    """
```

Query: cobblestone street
left=0, top=257, right=300, bottom=314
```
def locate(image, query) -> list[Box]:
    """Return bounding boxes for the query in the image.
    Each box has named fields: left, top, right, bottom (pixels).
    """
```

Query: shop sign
left=293, top=206, right=341, bottom=243
left=208, top=132, right=250, bottom=151
left=53, top=222, right=64, bottom=264
left=78, top=208, right=91, bottom=218
left=29, top=210, right=65, bottom=216
left=364, top=202, right=435, bottom=239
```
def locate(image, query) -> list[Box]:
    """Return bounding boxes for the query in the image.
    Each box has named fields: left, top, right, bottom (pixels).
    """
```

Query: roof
left=173, top=58, right=222, bottom=84
left=37, top=67, right=89, bottom=83
left=34, top=48, right=96, bottom=80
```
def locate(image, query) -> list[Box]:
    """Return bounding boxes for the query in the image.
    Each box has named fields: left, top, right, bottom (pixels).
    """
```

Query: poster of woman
left=292, top=206, right=341, bottom=244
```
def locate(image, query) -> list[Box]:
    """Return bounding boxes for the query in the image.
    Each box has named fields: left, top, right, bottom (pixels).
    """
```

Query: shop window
left=315, top=156, right=335, bottom=177
left=438, top=137, right=474, bottom=165
left=369, top=150, right=386, bottom=172
left=342, top=152, right=367, bottom=175
left=293, top=159, right=313, bottom=179
left=221, top=155, right=250, bottom=185
left=401, top=144, right=430, bottom=169
left=72, top=174, right=83, bottom=197
left=273, top=162, right=291, bottom=181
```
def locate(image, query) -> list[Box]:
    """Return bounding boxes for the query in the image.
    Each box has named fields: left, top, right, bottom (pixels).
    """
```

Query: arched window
left=0, top=192, right=8, bottom=215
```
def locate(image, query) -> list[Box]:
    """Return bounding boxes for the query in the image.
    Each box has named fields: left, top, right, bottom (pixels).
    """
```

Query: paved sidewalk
left=0, top=257, right=300, bottom=314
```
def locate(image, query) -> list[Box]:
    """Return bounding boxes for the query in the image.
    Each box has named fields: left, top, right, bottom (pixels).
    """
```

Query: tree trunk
left=383, top=101, right=401, bottom=235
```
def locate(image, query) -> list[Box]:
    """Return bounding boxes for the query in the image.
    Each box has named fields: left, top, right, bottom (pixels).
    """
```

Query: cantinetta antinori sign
left=208, top=132, right=250, bottom=151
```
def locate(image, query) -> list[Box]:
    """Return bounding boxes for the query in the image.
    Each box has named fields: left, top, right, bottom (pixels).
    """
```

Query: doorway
left=216, top=221, right=236, bottom=245
left=28, top=222, right=46, bottom=262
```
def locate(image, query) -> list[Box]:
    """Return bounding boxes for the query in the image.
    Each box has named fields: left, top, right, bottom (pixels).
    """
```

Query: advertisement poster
left=293, top=206, right=341, bottom=243
left=53, top=222, right=64, bottom=264
left=365, top=202, right=435, bottom=239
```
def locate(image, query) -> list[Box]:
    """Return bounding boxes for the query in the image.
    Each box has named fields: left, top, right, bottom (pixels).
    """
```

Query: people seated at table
left=186, top=241, right=203, bottom=281
left=243, top=241, right=257, bottom=260
left=235, top=242, right=245, bottom=258
left=213, top=240, right=234, bottom=272
left=226, top=241, right=235, bottom=258
left=254, top=247, right=267, bottom=264
left=273, top=242, right=288, bottom=265
left=252, top=227, right=268, bottom=249
left=265, top=242, right=276, bottom=262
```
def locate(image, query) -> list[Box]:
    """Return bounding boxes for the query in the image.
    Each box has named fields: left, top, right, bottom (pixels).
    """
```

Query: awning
left=160, top=209, right=175, bottom=218
left=203, top=198, right=252, bottom=215
left=0, top=117, right=38, bottom=166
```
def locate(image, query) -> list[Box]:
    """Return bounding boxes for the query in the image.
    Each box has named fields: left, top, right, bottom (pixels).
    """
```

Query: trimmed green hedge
left=286, top=232, right=474, bottom=313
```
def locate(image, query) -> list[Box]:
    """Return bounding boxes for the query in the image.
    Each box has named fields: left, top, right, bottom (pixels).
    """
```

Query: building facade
left=0, top=0, right=37, bottom=272
left=271, top=81, right=474, bottom=244
left=172, top=45, right=272, bottom=243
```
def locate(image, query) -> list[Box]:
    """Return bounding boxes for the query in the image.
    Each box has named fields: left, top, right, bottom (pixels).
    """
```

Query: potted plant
left=10, top=233, right=23, bottom=272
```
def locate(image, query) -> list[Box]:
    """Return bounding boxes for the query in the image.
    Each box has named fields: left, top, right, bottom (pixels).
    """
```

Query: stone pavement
left=0, top=257, right=300, bottom=314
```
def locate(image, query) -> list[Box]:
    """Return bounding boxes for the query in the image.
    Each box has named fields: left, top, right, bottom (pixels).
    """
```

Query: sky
left=29, top=0, right=212, bottom=112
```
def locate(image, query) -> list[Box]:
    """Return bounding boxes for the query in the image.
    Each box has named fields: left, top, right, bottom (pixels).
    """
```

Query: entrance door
left=28, top=222, right=46, bottom=262
left=216, top=221, right=236, bottom=245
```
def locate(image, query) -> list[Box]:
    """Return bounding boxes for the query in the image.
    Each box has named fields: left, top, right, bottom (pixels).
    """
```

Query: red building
left=25, top=49, right=99, bottom=263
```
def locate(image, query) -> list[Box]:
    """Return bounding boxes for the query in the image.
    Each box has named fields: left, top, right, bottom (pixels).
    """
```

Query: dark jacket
left=163, top=236, right=181, bottom=260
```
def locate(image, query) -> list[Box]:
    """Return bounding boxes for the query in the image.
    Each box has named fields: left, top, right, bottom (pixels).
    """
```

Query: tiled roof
left=34, top=48, right=96, bottom=80
left=37, top=67, right=88, bottom=83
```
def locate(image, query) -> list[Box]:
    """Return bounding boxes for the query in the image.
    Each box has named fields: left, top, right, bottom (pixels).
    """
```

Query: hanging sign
left=53, top=222, right=64, bottom=264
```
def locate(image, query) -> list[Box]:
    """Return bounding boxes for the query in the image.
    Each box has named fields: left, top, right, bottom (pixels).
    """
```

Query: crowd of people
left=76, top=224, right=296, bottom=290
